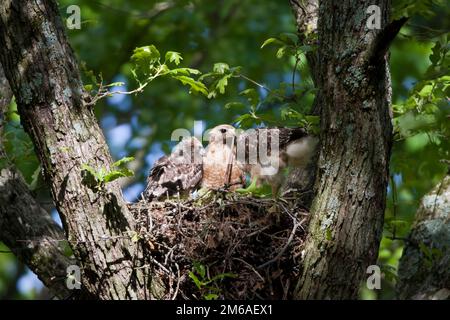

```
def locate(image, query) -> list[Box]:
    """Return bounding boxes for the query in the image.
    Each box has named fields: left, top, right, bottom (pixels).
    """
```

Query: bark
left=0, top=0, right=406, bottom=300
left=285, top=0, right=319, bottom=207
left=0, top=167, right=76, bottom=299
left=293, top=0, right=396, bottom=299
left=396, top=174, right=450, bottom=300
left=0, top=0, right=164, bottom=299
left=1, top=65, right=75, bottom=299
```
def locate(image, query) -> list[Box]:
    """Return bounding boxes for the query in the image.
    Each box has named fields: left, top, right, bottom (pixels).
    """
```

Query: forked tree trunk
left=0, top=0, right=165, bottom=299
left=0, top=0, right=405, bottom=300
left=293, top=0, right=395, bottom=299
left=397, top=174, right=450, bottom=300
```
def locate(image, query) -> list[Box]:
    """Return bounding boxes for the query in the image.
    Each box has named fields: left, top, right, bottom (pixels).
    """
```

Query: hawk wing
left=144, top=137, right=204, bottom=201
left=236, top=127, right=310, bottom=164
left=236, top=127, right=315, bottom=194
left=144, top=157, right=202, bottom=201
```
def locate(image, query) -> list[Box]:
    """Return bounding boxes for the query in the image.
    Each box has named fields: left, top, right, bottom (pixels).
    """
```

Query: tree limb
left=397, top=173, right=450, bottom=300
left=368, top=17, right=408, bottom=64
left=293, top=0, right=393, bottom=299
left=0, top=64, right=75, bottom=299
left=0, top=0, right=158, bottom=299
left=0, top=167, right=76, bottom=299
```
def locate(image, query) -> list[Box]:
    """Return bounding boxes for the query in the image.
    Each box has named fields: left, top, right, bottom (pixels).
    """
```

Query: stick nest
left=130, top=192, right=309, bottom=300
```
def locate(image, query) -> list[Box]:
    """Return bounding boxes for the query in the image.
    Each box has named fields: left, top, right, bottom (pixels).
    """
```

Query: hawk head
left=207, top=124, right=236, bottom=145
left=172, top=137, right=204, bottom=165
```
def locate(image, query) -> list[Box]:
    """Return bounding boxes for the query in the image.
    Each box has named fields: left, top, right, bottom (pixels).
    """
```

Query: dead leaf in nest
left=206, top=234, right=218, bottom=248
left=217, top=229, right=224, bottom=242
left=272, top=269, right=283, bottom=279
left=147, top=240, right=155, bottom=250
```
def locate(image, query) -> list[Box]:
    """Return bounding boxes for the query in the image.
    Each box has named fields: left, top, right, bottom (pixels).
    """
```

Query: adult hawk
left=236, top=127, right=318, bottom=195
left=201, top=124, right=245, bottom=191
left=144, top=136, right=204, bottom=201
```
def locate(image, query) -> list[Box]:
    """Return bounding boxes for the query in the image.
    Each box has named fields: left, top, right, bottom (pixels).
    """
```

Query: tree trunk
left=397, top=173, right=450, bottom=300
left=293, top=0, right=396, bottom=299
left=0, top=0, right=163, bottom=299
left=0, top=0, right=407, bottom=300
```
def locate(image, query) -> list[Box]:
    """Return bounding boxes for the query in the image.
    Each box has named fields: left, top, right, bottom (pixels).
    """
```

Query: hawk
left=201, top=124, right=245, bottom=191
left=144, top=136, right=204, bottom=201
left=236, top=127, right=318, bottom=195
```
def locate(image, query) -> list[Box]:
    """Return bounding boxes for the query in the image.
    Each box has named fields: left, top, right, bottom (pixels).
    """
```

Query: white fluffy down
left=285, top=136, right=318, bottom=167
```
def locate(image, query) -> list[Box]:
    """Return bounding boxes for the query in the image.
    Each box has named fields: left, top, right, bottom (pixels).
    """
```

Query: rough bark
left=0, top=0, right=163, bottom=299
left=294, top=0, right=395, bottom=299
left=285, top=0, right=319, bottom=207
left=0, top=167, right=76, bottom=299
left=1, top=65, right=74, bottom=299
left=0, top=0, right=407, bottom=300
left=396, top=174, right=450, bottom=300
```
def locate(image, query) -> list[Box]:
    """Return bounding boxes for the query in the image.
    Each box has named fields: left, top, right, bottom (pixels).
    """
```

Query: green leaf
left=103, top=168, right=134, bottom=183
left=224, top=102, right=245, bottom=109
left=276, top=46, right=287, bottom=59
left=172, top=75, right=208, bottom=96
left=216, top=74, right=232, bottom=94
left=188, top=271, right=203, bottom=289
left=209, top=272, right=236, bottom=283
left=239, top=88, right=259, bottom=107
left=261, top=37, right=282, bottom=49
left=193, top=262, right=206, bottom=278
left=278, top=32, right=298, bottom=45
left=299, top=45, right=313, bottom=53
left=81, top=164, right=100, bottom=181
left=169, top=68, right=201, bottom=76
left=213, top=62, right=230, bottom=74
left=131, top=45, right=160, bottom=70
left=112, top=156, right=134, bottom=168
left=165, top=51, right=183, bottom=65
left=204, top=293, right=219, bottom=300
left=235, top=178, right=272, bottom=197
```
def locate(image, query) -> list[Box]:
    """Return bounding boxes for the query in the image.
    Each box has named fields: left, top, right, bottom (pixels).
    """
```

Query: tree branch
left=293, top=0, right=393, bottom=299
left=0, top=64, right=75, bottom=299
left=0, top=167, right=76, bottom=299
left=0, top=0, right=159, bottom=299
left=397, top=173, right=450, bottom=300
left=288, top=0, right=319, bottom=83
left=368, top=17, right=408, bottom=64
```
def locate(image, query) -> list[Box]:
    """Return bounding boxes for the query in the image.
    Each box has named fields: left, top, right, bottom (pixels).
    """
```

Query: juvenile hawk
left=201, top=124, right=245, bottom=190
left=144, top=137, right=204, bottom=201
left=236, top=127, right=318, bottom=195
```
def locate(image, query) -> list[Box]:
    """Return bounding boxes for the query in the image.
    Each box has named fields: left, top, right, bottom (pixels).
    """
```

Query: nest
left=130, top=192, right=309, bottom=300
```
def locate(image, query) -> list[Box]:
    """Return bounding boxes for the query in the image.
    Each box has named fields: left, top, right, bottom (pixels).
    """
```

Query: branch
left=0, top=0, right=156, bottom=299
left=368, top=17, right=408, bottom=64
left=0, top=167, right=76, bottom=299
left=397, top=174, right=450, bottom=300
left=288, top=0, right=318, bottom=38
left=288, top=0, right=319, bottom=84
left=0, top=64, right=75, bottom=299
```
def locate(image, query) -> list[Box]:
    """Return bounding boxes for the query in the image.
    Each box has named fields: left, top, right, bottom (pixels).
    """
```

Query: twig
left=234, top=257, right=265, bottom=282
left=258, top=221, right=299, bottom=269
left=172, top=263, right=181, bottom=300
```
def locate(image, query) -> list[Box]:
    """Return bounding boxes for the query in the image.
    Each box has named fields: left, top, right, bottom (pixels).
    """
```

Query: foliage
left=188, top=261, right=236, bottom=300
left=0, top=0, right=449, bottom=299
left=81, top=156, right=134, bottom=192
